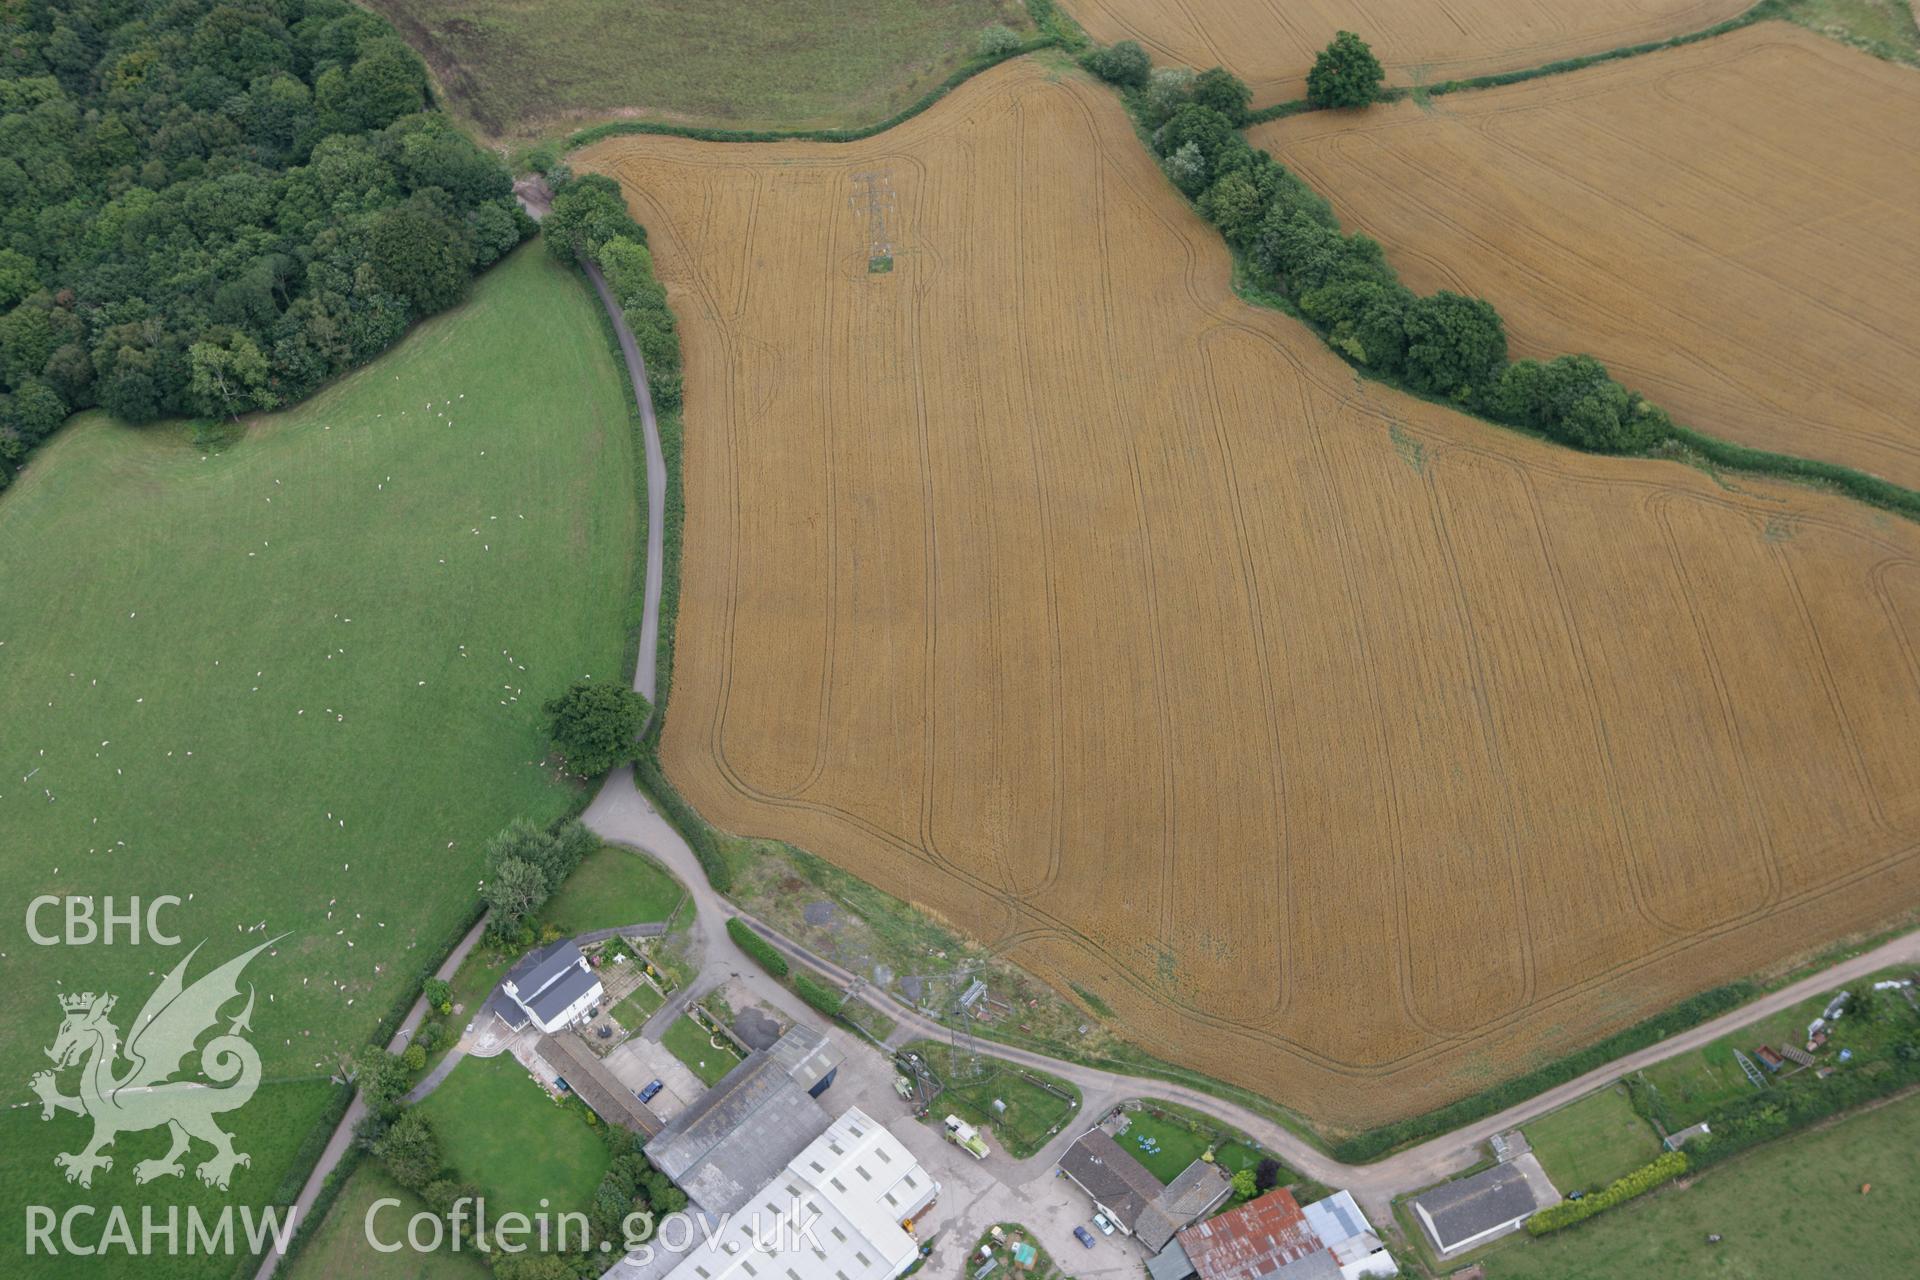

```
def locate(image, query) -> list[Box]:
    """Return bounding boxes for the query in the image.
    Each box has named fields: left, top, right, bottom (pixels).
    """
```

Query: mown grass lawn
left=1484, top=1089, right=1920, bottom=1278
left=0, top=242, right=638, bottom=1275
left=414, top=1055, right=610, bottom=1219
left=662, top=1014, right=743, bottom=1087
left=364, top=0, right=1034, bottom=140
left=1113, top=1108, right=1212, bottom=1183
left=1522, top=1084, right=1662, bottom=1193
left=286, top=1164, right=488, bottom=1280
left=614, top=981, right=666, bottom=1030
left=539, top=842, right=685, bottom=934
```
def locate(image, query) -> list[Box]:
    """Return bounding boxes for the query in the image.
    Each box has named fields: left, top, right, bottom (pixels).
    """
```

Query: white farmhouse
left=499, top=938, right=603, bottom=1034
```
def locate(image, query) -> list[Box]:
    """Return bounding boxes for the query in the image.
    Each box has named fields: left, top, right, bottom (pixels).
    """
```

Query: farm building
left=1411, top=1159, right=1558, bottom=1256
left=536, top=1033, right=663, bottom=1136
left=647, top=1023, right=845, bottom=1214
left=662, top=1107, right=938, bottom=1280
left=499, top=938, right=603, bottom=1033
left=1058, top=1129, right=1230, bottom=1249
left=1168, top=1186, right=1395, bottom=1280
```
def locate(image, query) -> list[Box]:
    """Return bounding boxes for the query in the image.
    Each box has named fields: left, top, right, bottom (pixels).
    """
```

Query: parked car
left=637, top=1079, right=664, bottom=1103
left=1073, top=1227, right=1096, bottom=1249
left=1092, top=1213, right=1116, bottom=1235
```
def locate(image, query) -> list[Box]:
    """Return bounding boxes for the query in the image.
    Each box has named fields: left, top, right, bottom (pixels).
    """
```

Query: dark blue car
left=637, top=1079, right=664, bottom=1103
left=1073, top=1227, right=1095, bottom=1249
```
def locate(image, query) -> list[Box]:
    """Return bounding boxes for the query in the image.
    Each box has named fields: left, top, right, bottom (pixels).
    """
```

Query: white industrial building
left=665, top=1107, right=937, bottom=1280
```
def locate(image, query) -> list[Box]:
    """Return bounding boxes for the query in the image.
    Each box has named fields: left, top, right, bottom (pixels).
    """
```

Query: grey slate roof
left=509, top=940, right=583, bottom=998
left=1146, top=1239, right=1196, bottom=1280
left=527, top=962, right=600, bottom=1026
left=1059, top=1130, right=1165, bottom=1232
left=537, top=1033, right=663, bottom=1136
left=1412, top=1162, right=1538, bottom=1253
left=1137, top=1159, right=1233, bottom=1252
left=646, top=1024, right=837, bottom=1214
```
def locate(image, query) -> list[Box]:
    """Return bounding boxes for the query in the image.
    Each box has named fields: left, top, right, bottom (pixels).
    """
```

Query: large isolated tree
left=1306, top=31, right=1385, bottom=109
left=544, top=679, right=652, bottom=777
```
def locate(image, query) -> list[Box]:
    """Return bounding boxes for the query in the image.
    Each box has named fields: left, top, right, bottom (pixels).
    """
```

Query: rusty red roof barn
left=1177, top=1188, right=1320, bottom=1280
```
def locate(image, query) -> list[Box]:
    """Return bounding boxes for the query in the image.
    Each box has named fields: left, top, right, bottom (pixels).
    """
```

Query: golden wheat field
left=1257, top=24, right=1920, bottom=491
left=1057, top=0, right=1747, bottom=104
left=581, top=60, right=1920, bottom=1128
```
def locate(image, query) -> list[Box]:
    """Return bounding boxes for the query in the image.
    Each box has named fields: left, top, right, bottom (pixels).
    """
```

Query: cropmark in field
left=1257, top=23, right=1920, bottom=489
left=1056, top=0, right=1749, bottom=105
left=582, top=61, right=1920, bottom=1131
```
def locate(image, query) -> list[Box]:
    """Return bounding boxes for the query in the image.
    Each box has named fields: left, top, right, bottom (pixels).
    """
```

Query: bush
left=727, top=918, right=790, bottom=978
left=1402, top=291, right=1507, bottom=401
left=401, top=1042, right=427, bottom=1072
left=544, top=174, right=648, bottom=264
left=1490, top=354, right=1664, bottom=453
left=1191, top=68, right=1253, bottom=124
left=1527, top=1152, right=1687, bottom=1234
left=1307, top=31, right=1384, bottom=109
left=1141, top=67, right=1196, bottom=127
left=1082, top=41, right=1152, bottom=88
left=544, top=679, right=652, bottom=777
left=794, top=973, right=846, bottom=1016
left=977, top=24, right=1024, bottom=58
left=422, top=977, right=452, bottom=1010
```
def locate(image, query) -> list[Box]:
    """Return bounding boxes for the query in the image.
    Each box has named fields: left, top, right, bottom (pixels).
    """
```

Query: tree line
left=0, top=0, right=532, bottom=489
left=1082, top=34, right=1674, bottom=456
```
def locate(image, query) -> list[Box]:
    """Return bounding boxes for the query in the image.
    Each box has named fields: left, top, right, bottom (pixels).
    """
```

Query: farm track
left=1256, top=24, right=1920, bottom=489
left=577, top=58, right=1920, bottom=1129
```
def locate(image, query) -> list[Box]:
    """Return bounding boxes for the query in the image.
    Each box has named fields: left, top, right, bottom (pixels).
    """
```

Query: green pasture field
left=413, top=1055, right=610, bottom=1219
left=539, top=842, right=685, bottom=935
left=0, top=243, right=638, bottom=1276
left=365, top=0, right=1033, bottom=140
left=1522, top=1084, right=1662, bottom=1193
left=285, top=1164, right=488, bottom=1280
left=1485, top=1088, right=1920, bottom=1278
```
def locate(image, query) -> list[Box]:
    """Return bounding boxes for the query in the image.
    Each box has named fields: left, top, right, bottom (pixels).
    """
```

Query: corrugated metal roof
left=1176, top=1188, right=1319, bottom=1280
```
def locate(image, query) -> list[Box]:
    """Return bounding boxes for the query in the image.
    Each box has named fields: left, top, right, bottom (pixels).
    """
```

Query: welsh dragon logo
left=30, top=937, right=280, bottom=1191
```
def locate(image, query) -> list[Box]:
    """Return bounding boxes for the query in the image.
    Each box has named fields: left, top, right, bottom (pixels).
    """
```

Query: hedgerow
left=794, top=973, right=847, bottom=1016
left=1527, top=1151, right=1688, bottom=1234
left=727, top=918, right=790, bottom=978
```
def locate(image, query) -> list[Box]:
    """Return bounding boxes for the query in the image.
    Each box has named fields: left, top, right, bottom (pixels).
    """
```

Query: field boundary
left=1244, top=1, right=1781, bottom=124
left=1087, top=34, right=1920, bottom=523
left=565, top=4, right=1087, bottom=151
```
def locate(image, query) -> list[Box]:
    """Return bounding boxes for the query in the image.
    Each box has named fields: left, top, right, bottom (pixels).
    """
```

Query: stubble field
left=1055, top=0, right=1748, bottom=104
left=1256, top=24, right=1920, bottom=489
left=581, top=61, right=1920, bottom=1129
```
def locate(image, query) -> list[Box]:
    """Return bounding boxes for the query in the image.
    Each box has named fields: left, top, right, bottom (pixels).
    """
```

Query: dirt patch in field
left=1057, top=0, right=1748, bottom=104
left=1256, top=23, right=1920, bottom=489
left=580, top=61, right=1920, bottom=1129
